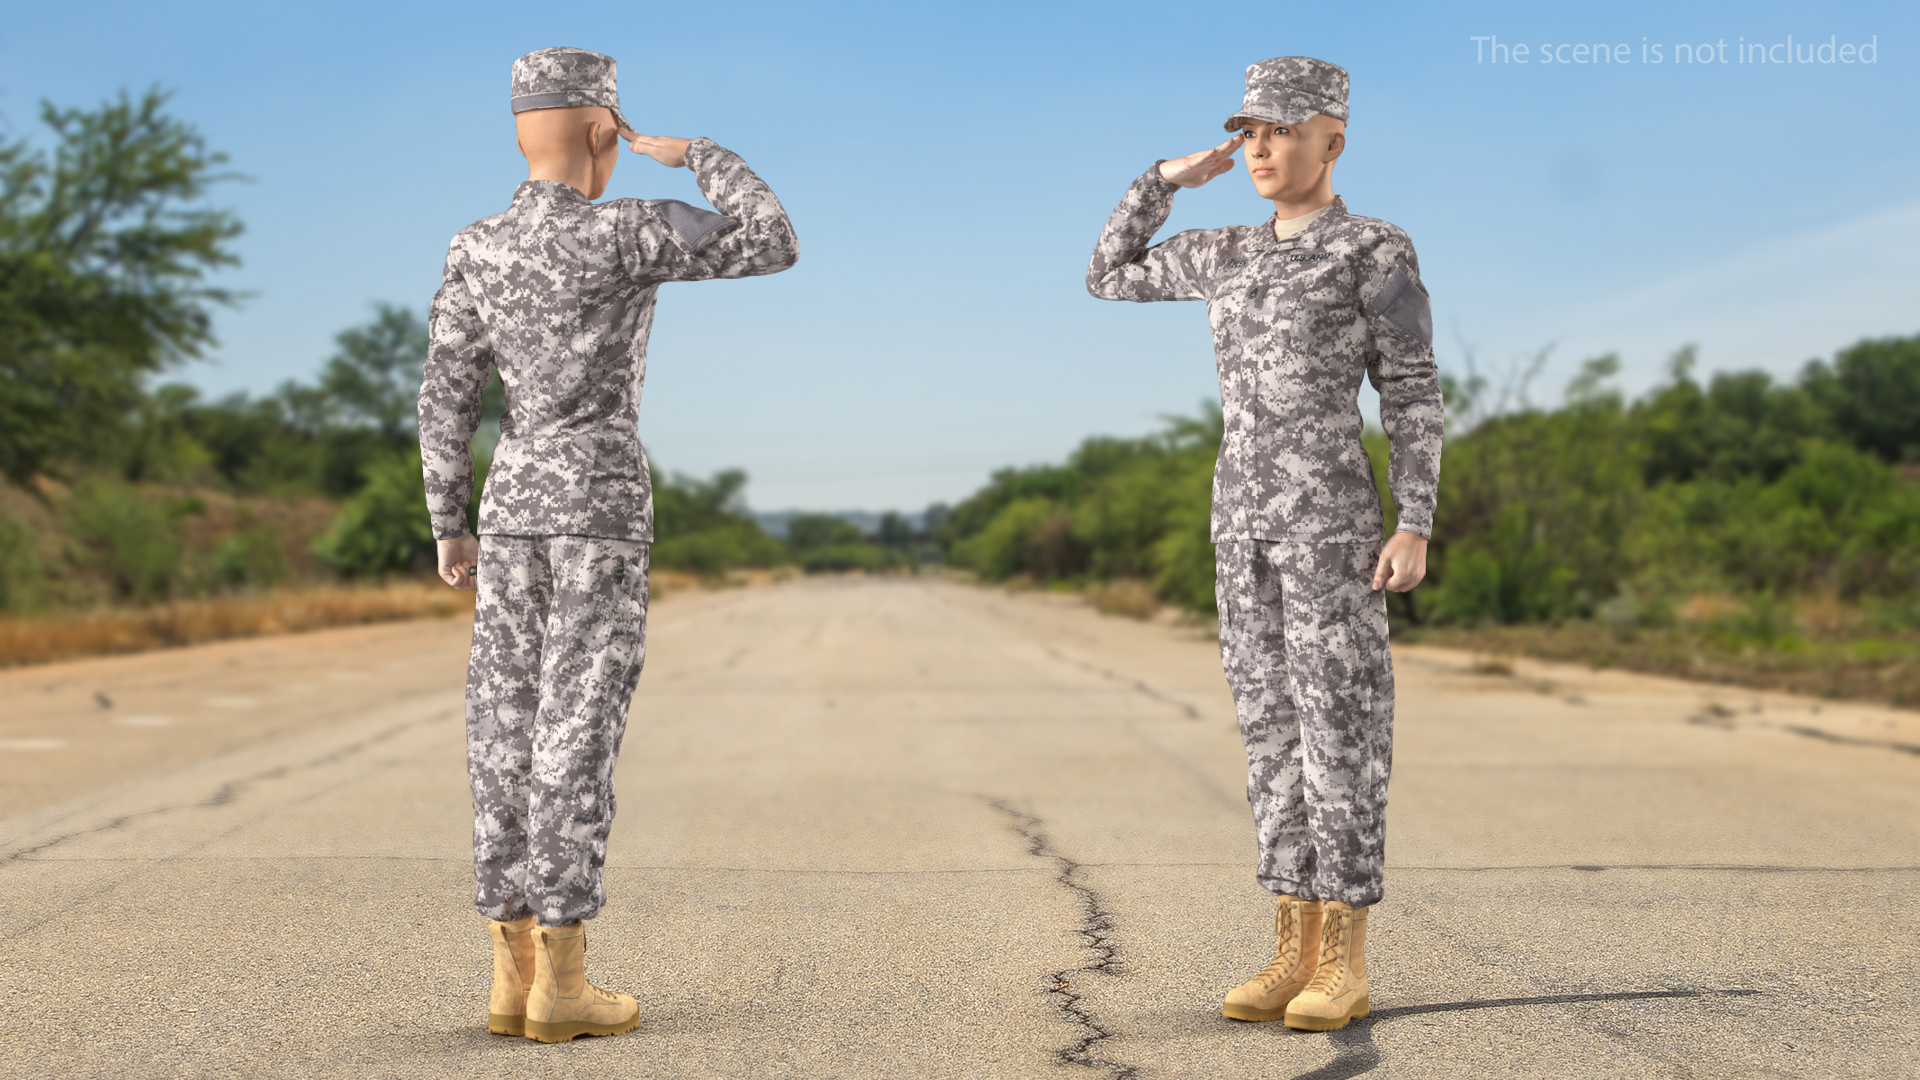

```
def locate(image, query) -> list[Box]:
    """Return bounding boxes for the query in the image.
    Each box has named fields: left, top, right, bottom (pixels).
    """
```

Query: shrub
left=312, top=450, right=435, bottom=577
left=798, top=543, right=896, bottom=573
left=208, top=527, right=291, bottom=590
left=652, top=527, right=783, bottom=576
left=951, top=497, right=1069, bottom=580
left=1151, top=496, right=1217, bottom=614
left=64, top=483, right=190, bottom=603
left=0, top=514, right=42, bottom=611
left=648, top=469, right=786, bottom=576
left=1088, top=579, right=1160, bottom=619
left=785, top=512, right=898, bottom=574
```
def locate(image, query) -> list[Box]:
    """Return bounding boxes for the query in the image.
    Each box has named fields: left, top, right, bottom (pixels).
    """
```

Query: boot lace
left=1250, top=902, right=1303, bottom=989
left=1304, top=908, right=1348, bottom=995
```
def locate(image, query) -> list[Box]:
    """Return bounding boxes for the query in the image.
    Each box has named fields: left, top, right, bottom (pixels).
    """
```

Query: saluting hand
left=620, top=129, right=693, bottom=169
left=1158, top=135, right=1244, bottom=189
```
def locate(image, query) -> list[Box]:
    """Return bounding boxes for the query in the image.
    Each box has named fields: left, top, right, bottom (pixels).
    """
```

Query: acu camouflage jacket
left=1088, top=165, right=1443, bottom=544
left=419, top=138, right=798, bottom=542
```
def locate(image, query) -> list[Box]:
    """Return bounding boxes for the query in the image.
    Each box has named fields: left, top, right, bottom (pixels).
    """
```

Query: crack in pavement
left=1045, top=646, right=1201, bottom=720
left=1779, top=724, right=1920, bottom=756
left=1280, top=989, right=1761, bottom=1080
left=1401, top=863, right=1920, bottom=874
left=1, top=717, right=427, bottom=865
left=986, top=798, right=1136, bottom=1079
left=1, top=716, right=443, bottom=941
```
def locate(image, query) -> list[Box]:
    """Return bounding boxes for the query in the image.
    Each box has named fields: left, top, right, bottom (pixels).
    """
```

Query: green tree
left=0, top=88, right=241, bottom=486
left=1422, top=365, right=1644, bottom=624
left=786, top=513, right=863, bottom=551
left=649, top=468, right=784, bottom=576
left=116, top=306, right=430, bottom=497
left=1632, top=347, right=1830, bottom=485
left=786, top=512, right=895, bottom=573
left=315, top=303, right=427, bottom=440
left=1803, top=335, right=1920, bottom=463
left=876, top=511, right=913, bottom=548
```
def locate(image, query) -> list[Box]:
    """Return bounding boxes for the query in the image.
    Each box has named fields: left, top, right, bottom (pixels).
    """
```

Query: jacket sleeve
left=620, top=138, right=799, bottom=283
left=1086, top=163, right=1211, bottom=302
left=1359, top=231, right=1444, bottom=538
left=417, top=255, right=496, bottom=541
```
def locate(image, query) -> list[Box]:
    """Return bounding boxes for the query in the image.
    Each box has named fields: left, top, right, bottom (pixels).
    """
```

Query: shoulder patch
left=651, top=199, right=737, bottom=250
left=1369, top=266, right=1432, bottom=348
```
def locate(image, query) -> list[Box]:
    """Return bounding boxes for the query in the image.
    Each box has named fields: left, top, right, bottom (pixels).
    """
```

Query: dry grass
left=1401, top=618, right=1920, bottom=708
left=1467, top=654, right=1516, bottom=677
left=1087, top=579, right=1163, bottom=620
left=649, top=566, right=794, bottom=599
left=0, top=581, right=476, bottom=668
left=0, top=566, right=803, bottom=669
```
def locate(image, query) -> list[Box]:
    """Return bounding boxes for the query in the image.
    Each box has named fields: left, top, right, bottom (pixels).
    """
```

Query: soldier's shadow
left=1281, top=988, right=1760, bottom=1080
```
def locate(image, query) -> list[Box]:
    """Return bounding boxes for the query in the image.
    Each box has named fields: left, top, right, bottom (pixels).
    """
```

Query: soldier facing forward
left=1087, top=56, right=1442, bottom=1031
left=419, top=47, right=798, bottom=1042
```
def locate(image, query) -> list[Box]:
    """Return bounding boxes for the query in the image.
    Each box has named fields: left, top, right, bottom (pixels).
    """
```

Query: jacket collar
left=513, top=179, right=592, bottom=205
left=1259, top=195, right=1346, bottom=251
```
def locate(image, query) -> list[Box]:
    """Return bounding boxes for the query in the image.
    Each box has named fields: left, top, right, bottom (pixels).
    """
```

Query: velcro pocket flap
left=652, top=199, right=737, bottom=251
left=1368, top=266, right=1433, bottom=348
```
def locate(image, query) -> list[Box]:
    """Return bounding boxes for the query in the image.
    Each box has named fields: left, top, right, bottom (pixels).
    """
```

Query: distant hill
left=753, top=509, right=930, bottom=539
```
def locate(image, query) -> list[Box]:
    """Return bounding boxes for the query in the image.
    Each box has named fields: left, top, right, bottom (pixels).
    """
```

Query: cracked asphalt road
left=2, top=577, right=1915, bottom=1079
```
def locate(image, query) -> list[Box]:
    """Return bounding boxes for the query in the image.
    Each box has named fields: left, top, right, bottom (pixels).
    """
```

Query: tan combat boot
left=524, top=922, right=640, bottom=1043
left=1222, top=897, right=1325, bottom=1021
left=486, top=915, right=538, bottom=1035
left=1284, top=901, right=1369, bottom=1031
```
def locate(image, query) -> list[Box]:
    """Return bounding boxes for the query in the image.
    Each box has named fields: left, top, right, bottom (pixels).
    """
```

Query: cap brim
left=1224, top=107, right=1318, bottom=131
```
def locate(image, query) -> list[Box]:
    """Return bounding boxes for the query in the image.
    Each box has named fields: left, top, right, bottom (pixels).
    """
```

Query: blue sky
left=3, top=0, right=1914, bottom=512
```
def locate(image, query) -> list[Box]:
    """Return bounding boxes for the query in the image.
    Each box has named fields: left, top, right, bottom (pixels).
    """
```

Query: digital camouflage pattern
left=1086, top=167, right=1442, bottom=542
left=419, top=138, right=798, bottom=542
left=1089, top=149, right=1433, bottom=907
left=468, top=536, right=648, bottom=924
left=1224, top=56, right=1351, bottom=130
left=1216, top=540, right=1393, bottom=907
left=509, top=47, right=632, bottom=132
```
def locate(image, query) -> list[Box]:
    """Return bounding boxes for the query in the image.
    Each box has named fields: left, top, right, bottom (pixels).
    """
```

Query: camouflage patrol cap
left=510, top=47, right=632, bottom=132
left=1224, top=56, right=1350, bottom=131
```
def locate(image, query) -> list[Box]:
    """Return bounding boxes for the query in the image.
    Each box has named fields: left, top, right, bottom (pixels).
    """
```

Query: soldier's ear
left=1325, top=130, right=1346, bottom=162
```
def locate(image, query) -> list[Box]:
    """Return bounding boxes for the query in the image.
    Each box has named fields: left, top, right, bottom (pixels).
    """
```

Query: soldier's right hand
left=620, top=130, right=693, bottom=169
left=1158, top=136, right=1244, bottom=189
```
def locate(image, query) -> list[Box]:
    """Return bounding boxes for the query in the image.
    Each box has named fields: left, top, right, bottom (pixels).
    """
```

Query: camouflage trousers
left=466, top=535, right=649, bottom=925
left=1216, top=540, right=1394, bottom=908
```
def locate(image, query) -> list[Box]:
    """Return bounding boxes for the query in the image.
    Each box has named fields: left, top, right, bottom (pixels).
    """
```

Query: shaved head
left=515, top=105, right=620, bottom=158
left=515, top=105, right=624, bottom=200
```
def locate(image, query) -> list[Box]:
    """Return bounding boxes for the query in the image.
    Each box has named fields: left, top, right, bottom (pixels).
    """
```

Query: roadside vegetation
left=938, top=338, right=1920, bottom=705
left=13, top=89, right=1920, bottom=704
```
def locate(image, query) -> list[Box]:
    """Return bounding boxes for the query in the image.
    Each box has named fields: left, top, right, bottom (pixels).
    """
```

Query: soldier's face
left=1239, top=115, right=1346, bottom=203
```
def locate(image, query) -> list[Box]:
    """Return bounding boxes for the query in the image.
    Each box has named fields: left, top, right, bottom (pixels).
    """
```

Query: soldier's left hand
left=620, top=130, right=692, bottom=168
left=437, top=534, right=481, bottom=591
left=1372, top=531, right=1428, bottom=592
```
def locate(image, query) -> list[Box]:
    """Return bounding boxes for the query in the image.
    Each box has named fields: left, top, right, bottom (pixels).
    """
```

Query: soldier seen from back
left=418, top=46, right=798, bottom=1044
